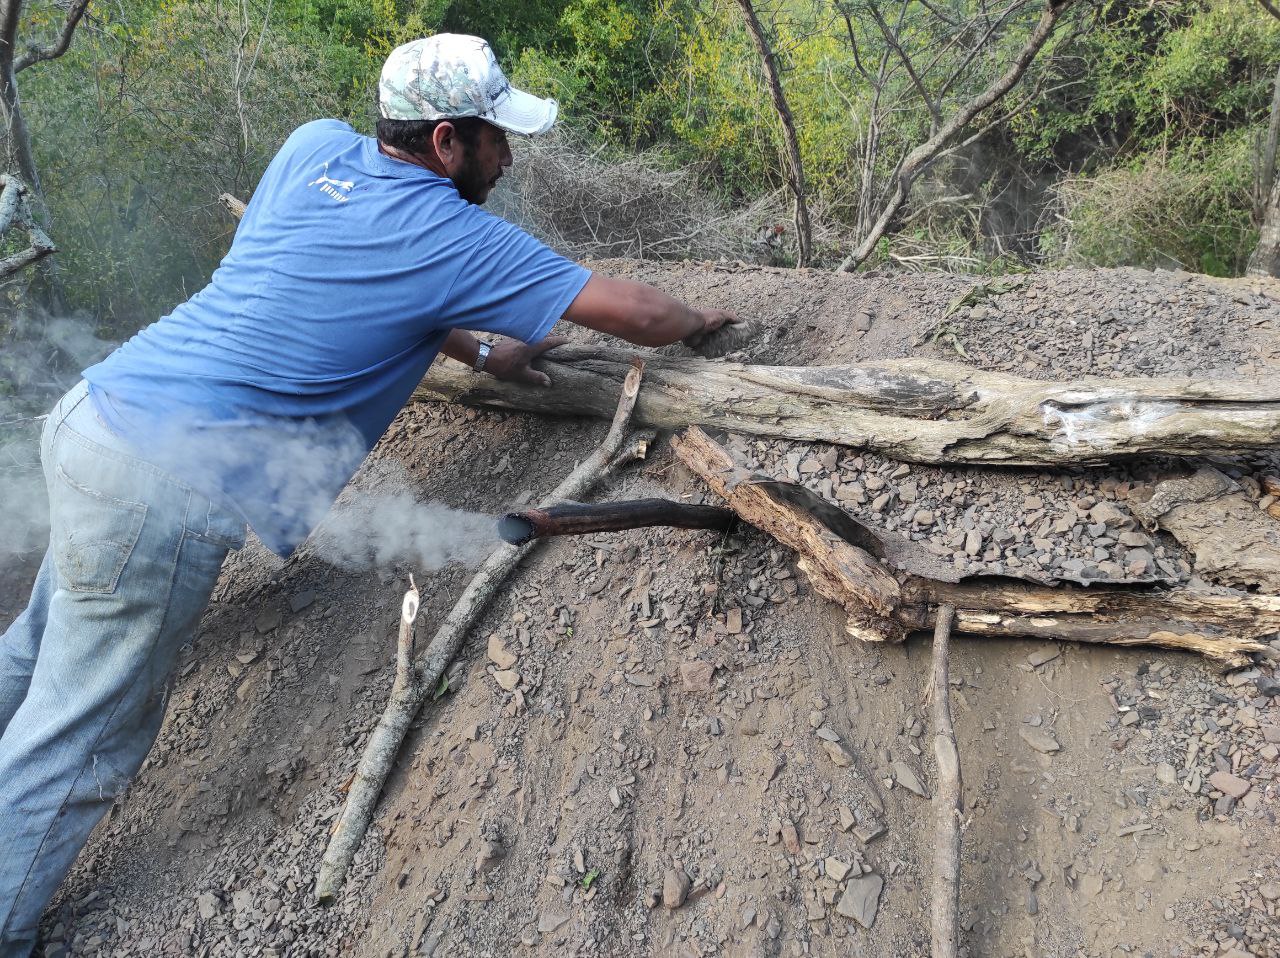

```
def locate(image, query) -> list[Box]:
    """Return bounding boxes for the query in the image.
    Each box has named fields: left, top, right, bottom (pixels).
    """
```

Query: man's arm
left=562, top=274, right=736, bottom=347
left=440, top=274, right=738, bottom=387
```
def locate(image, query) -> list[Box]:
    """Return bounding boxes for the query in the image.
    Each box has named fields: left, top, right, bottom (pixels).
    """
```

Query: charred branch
left=497, top=499, right=735, bottom=546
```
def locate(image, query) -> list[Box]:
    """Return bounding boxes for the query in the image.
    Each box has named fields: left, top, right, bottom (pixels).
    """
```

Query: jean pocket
left=52, top=463, right=147, bottom=594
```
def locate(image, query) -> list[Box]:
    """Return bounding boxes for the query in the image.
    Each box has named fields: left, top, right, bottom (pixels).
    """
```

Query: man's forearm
left=442, top=329, right=480, bottom=367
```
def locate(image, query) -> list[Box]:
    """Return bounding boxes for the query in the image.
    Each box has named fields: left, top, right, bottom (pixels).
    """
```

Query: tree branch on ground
left=315, top=360, right=656, bottom=904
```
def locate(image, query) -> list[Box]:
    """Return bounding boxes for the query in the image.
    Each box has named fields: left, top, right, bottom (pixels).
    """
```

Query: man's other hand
left=485, top=336, right=570, bottom=387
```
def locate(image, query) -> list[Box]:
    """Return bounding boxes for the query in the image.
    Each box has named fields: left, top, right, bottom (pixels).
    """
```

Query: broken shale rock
left=836, top=874, right=884, bottom=928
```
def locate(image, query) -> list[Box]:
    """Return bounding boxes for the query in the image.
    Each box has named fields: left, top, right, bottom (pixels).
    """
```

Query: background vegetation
left=7, top=0, right=1280, bottom=336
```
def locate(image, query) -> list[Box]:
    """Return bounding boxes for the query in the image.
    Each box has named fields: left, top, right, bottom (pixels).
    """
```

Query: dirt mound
left=13, top=261, right=1280, bottom=958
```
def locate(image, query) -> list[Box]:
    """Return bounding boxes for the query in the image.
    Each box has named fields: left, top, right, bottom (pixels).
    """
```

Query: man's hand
left=681, top=308, right=740, bottom=348
left=483, top=336, right=570, bottom=387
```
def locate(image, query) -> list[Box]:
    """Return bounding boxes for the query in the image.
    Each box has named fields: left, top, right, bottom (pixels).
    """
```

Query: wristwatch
left=474, top=341, right=493, bottom=371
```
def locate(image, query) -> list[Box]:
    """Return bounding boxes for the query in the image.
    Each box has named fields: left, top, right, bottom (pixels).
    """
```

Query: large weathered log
left=416, top=344, right=1280, bottom=466
left=672, top=427, right=1272, bottom=666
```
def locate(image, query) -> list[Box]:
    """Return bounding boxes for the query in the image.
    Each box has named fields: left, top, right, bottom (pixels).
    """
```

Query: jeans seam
left=0, top=492, right=188, bottom=937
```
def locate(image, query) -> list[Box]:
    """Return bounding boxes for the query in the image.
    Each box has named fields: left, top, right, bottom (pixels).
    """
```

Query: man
left=0, top=33, right=737, bottom=954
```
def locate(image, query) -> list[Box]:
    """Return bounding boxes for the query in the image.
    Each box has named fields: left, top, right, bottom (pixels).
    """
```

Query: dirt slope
left=10, top=261, right=1280, bottom=958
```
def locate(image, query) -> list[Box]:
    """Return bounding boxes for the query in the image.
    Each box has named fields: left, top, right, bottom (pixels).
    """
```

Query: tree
left=734, top=0, right=813, bottom=266
left=834, top=0, right=1079, bottom=272
left=0, top=0, right=91, bottom=210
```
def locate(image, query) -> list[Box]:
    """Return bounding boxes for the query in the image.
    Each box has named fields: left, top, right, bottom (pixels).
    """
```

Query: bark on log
left=316, top=360, right=653, bottom=904
left=672, top=426, right=1272, bottom=666
left=498, top=498, right=735, bottom=545
left=416, top=344, right=1280, bottom=466
left=1129, top=468, right=1280, bottom=593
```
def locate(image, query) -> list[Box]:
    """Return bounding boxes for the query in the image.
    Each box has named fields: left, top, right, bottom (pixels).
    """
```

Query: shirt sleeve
left=440, top=216, right=591, bottom=344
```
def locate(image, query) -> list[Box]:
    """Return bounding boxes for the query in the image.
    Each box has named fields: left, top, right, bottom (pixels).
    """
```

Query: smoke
left=307, top=475, right=496, bottom=572
left=0, top=313, right=118, bottom=559
left=0, top=314, right=500, bottom=574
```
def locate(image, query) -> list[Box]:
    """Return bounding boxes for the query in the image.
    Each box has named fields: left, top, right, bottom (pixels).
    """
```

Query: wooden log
left=672, top=426, right=1271, bottom=666
left=415, top=344, right=1280, bottom=466
left=497, top=498, right=735, bottom=545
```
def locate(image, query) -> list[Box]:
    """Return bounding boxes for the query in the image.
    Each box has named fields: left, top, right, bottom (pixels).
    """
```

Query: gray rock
left=892, top=760, right=929, bottom=798
left=1018, top=726, right=1060, bottom=754
left=835, top=874, right=883, bottom=928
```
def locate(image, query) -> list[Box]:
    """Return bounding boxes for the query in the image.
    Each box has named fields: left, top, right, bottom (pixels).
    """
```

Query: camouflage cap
left=378, top=34, right=558, bottom=136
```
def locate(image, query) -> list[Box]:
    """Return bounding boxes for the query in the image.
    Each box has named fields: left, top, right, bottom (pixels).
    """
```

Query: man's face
left=452, top=123, right=513, bottom=205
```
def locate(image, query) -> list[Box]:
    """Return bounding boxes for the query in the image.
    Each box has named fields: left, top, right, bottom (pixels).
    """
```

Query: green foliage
left=1046, top=130, right=1257, bottom=276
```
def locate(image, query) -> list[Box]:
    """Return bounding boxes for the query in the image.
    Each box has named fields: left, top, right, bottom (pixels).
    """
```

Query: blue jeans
left=0, top=381, right=245, bottom=956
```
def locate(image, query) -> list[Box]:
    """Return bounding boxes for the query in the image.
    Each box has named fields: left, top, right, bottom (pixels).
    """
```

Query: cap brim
left=489, top=87, right=558, bottom=136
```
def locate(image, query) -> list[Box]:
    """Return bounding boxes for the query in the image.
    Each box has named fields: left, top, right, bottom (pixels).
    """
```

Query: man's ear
left=431, top=122, right=463, bottom=173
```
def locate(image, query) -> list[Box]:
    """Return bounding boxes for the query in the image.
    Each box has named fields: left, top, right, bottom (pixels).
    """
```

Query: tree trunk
left=672, top=426, right=1272, bottom=667
left=734, top=0, right=813, bottom=267
left=414, top=344, right=1280, bottom=466
left=1250, top=175, right=1280, bottom=278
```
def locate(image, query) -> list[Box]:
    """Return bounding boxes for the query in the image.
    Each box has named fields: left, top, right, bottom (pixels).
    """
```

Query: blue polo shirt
left=83, top=119, right=590, bottom=555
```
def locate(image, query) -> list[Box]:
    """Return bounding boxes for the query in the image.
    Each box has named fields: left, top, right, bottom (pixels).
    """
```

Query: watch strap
left=474, top=341, right=493, bottom=371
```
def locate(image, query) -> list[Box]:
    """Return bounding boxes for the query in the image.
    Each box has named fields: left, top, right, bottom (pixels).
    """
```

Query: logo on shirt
left=308, top=162, right=355, bottom=203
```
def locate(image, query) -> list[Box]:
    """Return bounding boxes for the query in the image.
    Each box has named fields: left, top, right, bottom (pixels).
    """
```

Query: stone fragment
left=196, top=893, right=219, bottom=921
left=538, top=910, right=570, bottom=933
left=679, top=660, right=715, bottom=692
left=822, top=739, right=854, bottom=768
left=487, top=634, right=517, bottom=669
left=835, top=874, right=883, bottom=928
left=1079, top=874, right=1104, bottom=898
left=1155, top=762, right=1177, bottom=786
left=892, top=760, right=929, bottom=798
left=1018, top=726, right=1060, bottom=754
left=781, top=819, right=801, bottom=855
left=824, top=857, right=851, bottom=882
left=662, top=868, right=691, bottom=909
left=1208, top=771, right=1251, bottom=799
left=853, top=820, right=886, bottom=844
left=493, top=670, right=520, bottom=692
left=288, top=590, right=316, bottom=614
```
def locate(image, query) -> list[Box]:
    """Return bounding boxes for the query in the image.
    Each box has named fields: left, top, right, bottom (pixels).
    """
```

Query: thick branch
left=930, top=604, right=960, bottom=958
left=498, top=498, right=735, bottom=546
left=838, top=0, right=1076, bottom=271
left=673, top=427, right=1271, bottom=667
left=14, top=0, right=91, bottom=72
left=415, top=344, right=1280, bottom=466
left=315, top=360, right=653, bottom=904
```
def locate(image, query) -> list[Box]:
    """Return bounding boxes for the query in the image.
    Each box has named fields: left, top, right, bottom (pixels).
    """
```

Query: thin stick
left=931, top=603, right=960, bottom=958
left=314, top=359, right=649, bottom=904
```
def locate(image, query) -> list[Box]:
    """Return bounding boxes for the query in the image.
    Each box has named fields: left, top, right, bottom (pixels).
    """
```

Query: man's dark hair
left=375, top=116, right=487, bottom=156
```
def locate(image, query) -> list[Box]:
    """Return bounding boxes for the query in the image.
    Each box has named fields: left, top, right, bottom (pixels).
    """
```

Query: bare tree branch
left=15, top=0, right=91, bottom=72
left=838, top=0, right=1077, bottom=272
left=866, top=0, right=941, bottom=130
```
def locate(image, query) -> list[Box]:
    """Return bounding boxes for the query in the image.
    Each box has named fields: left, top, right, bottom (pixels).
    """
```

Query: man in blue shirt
left=0, top=33, right=737, bottom=954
